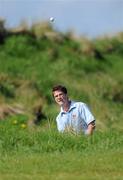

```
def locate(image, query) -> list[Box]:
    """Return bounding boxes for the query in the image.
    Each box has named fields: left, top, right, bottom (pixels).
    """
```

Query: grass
left=0, top=123, right=123, bottom=180
left=0, top=119, right=123, bottom=179
left=0, top=150, right=123, bottom=180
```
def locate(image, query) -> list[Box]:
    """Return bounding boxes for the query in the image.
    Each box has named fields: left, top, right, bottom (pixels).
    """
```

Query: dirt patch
left=0, top=104, right=25, bottom=120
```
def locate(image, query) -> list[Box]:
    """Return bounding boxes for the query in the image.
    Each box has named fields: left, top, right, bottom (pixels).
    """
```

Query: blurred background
left=0, top=0, right=123, bottom=38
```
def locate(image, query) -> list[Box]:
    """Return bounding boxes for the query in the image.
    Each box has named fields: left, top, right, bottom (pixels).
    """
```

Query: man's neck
left=62, top=100, right=71, bottom=112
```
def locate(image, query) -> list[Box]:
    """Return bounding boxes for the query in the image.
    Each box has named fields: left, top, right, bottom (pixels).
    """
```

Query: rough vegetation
left=0, top=19, right=123, bottom=130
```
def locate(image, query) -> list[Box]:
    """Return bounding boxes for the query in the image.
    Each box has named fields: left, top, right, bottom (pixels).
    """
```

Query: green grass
left=0, top=121, right=123, bottom=180
left=0, top=150, right=123, bottom=180
left=0, top=119, right=123, bottom=180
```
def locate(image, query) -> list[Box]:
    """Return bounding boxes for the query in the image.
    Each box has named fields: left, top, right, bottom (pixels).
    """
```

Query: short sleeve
left=81, top=103, right=95, bottom=125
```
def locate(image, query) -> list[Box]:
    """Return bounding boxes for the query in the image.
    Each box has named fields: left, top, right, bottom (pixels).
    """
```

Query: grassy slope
left=0, top=31, right=123, bottom=130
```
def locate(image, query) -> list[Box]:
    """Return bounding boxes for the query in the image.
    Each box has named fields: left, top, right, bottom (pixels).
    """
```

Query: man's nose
left=57, top=94, right=62, bottom=98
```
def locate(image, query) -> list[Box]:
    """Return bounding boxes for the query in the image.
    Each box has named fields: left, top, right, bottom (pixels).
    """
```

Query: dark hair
left=52, top=85, right=67, bottom=94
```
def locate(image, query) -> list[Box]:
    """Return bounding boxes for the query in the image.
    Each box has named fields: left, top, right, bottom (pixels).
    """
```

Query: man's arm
left=86, top=121, right=95, bottom=135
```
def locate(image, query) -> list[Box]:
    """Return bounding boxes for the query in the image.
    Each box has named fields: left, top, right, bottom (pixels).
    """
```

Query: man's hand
left=86, top=121, right=95, bottom=135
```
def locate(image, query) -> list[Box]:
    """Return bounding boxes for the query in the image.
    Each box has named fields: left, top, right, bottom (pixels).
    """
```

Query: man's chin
left=58, top=102, right=64, bottom=106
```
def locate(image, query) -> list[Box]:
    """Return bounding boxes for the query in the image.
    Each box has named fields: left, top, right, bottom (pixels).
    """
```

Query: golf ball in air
left=50, top=17, right=54, bottom=22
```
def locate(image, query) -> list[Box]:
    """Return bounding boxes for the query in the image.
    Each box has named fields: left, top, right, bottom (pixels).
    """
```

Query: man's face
left=53, top=90, right=68, bottom=106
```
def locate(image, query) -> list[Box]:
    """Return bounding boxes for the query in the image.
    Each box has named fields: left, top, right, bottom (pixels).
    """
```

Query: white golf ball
left=50, top=17, right=54, bottom=22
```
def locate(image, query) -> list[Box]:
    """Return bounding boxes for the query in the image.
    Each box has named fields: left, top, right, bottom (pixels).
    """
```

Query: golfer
left=52, top=85, right=96, bottom=135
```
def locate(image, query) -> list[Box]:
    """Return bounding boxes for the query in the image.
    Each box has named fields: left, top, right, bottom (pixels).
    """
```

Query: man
left=52, top=85, right=95, bottom=135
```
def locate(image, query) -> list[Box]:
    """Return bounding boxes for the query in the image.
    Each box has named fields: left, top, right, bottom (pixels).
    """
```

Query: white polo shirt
left=56, top=101, right=95, bottom=134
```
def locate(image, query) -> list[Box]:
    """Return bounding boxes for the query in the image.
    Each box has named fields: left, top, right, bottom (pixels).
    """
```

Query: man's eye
left=54, top=94, right=63, bottom=98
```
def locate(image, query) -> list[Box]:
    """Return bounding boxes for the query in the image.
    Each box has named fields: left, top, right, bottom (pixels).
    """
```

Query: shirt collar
left=60, top=101, right=76, bottom=114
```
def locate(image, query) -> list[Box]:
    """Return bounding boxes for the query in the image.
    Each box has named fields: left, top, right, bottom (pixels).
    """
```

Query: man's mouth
left=58, top=100, right=63, bottom=103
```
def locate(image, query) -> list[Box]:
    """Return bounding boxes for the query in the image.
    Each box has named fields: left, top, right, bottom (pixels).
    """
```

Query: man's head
left=52, top=85, right=68, bottom=106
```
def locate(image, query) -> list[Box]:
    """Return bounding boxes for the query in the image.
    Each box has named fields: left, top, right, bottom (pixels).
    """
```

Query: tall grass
left=0, top=119, right=123, bottom=180
left=0, top=119, right=122, bottom=155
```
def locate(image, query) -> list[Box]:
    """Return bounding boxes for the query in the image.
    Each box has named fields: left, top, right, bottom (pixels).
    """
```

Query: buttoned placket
left=60, top=102, right=77, bottom=130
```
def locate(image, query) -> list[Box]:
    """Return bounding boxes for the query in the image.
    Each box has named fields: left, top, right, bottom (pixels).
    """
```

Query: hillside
left=0, top=20, right=123, bottom=131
